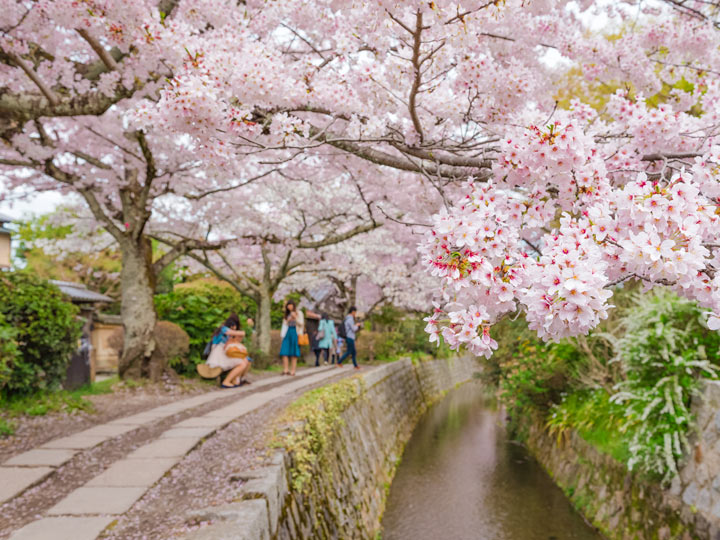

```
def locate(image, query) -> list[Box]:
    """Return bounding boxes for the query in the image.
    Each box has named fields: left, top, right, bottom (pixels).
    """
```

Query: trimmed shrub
left=0, top=272, right=82, bottom=396
left=108, top=321, right=190, bottom=380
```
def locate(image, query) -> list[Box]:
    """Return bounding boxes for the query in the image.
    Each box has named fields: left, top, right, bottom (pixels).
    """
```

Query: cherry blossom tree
left=0, top=2, right=269, bottom=377
left=142, top=0, right=720, bottom=358
left=156, top=162, right=381, bottom=355
left=286, top=226, right=435, bottom=321
left=6, top=0, right=720, bottom=368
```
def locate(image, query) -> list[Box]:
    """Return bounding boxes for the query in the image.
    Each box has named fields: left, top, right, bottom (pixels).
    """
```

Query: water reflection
left=381, top=382, right=603, bottom=540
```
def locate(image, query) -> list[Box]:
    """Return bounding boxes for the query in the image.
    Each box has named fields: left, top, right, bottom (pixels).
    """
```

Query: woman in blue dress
left=280, top=301, right=301, bottom=375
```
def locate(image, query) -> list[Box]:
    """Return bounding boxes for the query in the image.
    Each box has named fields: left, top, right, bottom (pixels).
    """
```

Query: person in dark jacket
left=338, top=306, right=360, bottom=369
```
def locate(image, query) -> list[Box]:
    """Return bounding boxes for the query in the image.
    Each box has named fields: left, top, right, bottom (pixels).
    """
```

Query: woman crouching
left=207, top=313, right=252, bottom=388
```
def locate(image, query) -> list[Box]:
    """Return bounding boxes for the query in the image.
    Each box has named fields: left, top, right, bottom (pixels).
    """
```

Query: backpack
left=337, top=320, right=347, bottom=339
left=202, top=340, right=213, bottom=360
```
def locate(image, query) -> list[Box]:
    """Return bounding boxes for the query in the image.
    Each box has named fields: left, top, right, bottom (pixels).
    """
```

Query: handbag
left=226, top=344, right=248, bottom=359
left=298, top=332, right=309, bottom=346
left=316, top=330, right=325, bottom=340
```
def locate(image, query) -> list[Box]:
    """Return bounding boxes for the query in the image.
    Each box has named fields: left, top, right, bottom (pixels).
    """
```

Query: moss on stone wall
left=271, top=376, right=363, bottom=491
left=526, top=420, right=702, bottom=540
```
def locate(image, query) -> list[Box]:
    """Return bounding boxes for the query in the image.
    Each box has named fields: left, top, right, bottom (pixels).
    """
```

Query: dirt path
left=101, top=370, right=353, bottom=539
left=0, top=376, right=269, bottom=464
left=0, top=369, right=314, bottom=538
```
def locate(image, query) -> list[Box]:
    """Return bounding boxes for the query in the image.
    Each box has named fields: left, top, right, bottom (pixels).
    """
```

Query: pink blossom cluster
left=422, top=162, right=720, bottom=356
left=494, top=114, right=610, bottom=211
left=519, top=217, right=613, bottom=340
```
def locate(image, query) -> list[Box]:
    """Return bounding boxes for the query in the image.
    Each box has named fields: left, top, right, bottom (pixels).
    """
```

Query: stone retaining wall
left=185, top=356, right=479, bottom=540
left=526, top=381, right=720, bottom=540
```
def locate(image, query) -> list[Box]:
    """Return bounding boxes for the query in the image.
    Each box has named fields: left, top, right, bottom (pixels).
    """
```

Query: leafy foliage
left=492, top=287, right=720, bottom=482
left=611, top=291, right=719, bottom=482
left=0, top=272, right=82, bottom=397
left=364, top=310, right=453, bottom=361
left=498, top=336, right=583, bottom=431
left=0, top=313, right=20, bottom=392
left=154, top=280, right=257, bottom=373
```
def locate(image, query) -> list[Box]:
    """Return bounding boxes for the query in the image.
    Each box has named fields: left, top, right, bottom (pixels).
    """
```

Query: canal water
left=381, top=382, right=603, bottom=540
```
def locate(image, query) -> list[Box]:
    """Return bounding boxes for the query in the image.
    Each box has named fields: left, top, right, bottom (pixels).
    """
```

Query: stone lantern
left=0, top=213, right=12, bottom=269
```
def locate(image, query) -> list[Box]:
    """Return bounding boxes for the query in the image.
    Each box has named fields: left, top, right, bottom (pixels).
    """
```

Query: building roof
left=0, top=213, right=14, bottom=224
left=50, top=280, right=114, bottom=303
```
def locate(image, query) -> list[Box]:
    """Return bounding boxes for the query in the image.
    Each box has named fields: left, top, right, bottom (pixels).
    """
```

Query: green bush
left=363, top=311, right=454, bottom=361
left=0, top=313, right=20, bottom=391
left=0, top=272, right=82, bottom=396
left=498, top=337, right=582, bottom=427
left=611, top=290, right=719, bottom=482
left=155, top=281, right=256, bottom=374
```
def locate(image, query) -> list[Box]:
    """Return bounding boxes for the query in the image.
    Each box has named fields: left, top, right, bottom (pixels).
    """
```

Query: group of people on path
left=202, top=303, right=363, bottom=387
left=279, top=302, right=361, bottom=374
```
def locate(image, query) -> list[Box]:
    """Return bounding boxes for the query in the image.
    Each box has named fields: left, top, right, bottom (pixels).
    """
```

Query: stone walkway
left=2, top=367, right=342, bottom=540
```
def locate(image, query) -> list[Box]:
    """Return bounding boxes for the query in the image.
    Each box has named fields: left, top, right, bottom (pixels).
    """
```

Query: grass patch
left=0, top=377, right=118, bottom=419
left=0, top=418, right=15, bottom=437
left=262, top=364, right=283, bottom=373
left=546, top=389, right=631, bottom=464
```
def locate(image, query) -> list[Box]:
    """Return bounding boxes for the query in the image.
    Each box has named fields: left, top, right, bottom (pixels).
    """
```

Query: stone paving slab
left=47, top=486, right=147, bottom=515
left=187, top=500, right=270, bottom=540
left=159, top=426, right=217, bottom=439
left=86, top=457, right=178, bottom=487
left=173, top=416, right=230, bottom=429
left=0, top=467, right=54, bottom=505
left=5, top=448, right=76, bottom=467
left=8, top=516, right=115, bottom=540
left=105, top=413, right=167, bottom=426
left=126, top=437, right=200, bottom=459
left=79, top=424, right=136, bottom=438
left=41, top=435, right=109, bottom=450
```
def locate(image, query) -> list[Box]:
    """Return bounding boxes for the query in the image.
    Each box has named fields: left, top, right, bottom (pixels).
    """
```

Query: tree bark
left=255, top=287, right=273, bottom=357
left=118, top=236, right=158, bottom=379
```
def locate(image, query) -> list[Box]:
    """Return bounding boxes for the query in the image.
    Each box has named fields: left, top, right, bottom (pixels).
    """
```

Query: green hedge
left=0, top=272, right=82, bottom=396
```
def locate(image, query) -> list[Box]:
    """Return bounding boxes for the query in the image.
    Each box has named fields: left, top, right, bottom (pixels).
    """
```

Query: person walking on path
left=206, top=313, right=251, bottom=388
left=314, top=313, right=337, bottom=366
left=338, top=306, right=360, bottom=370
left=280, top=301, right=301, bottom=376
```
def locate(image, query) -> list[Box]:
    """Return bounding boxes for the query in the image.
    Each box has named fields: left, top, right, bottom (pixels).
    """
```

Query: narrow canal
left=381, top=381, right=603, bottom=540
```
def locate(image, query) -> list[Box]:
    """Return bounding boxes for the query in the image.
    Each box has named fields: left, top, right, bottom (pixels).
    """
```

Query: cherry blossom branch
left=184, top=250, right=261, bottom=299
left=184, top=169, right=278, bottom=200
left=3, top=51, right=59, bottom=106
left=408, top=10, right=425, bottom=142
left=375, top=205, right=432, bottom=228
left=641, top=152, right=703, bottom=161
left=150, top=235, right=229, bottom=275
left=76, top=29, right=119, bottom=72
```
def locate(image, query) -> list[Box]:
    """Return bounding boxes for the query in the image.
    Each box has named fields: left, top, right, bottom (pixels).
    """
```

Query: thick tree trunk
left=118, top=237, right=157, bottom=379
left=255, top=289, right=273, bottom=356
